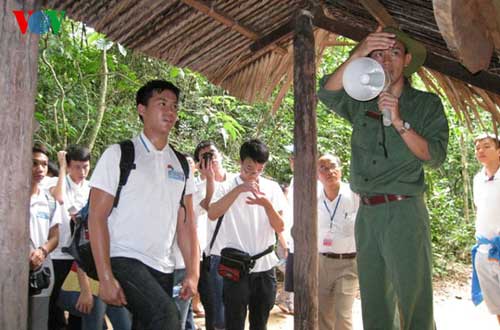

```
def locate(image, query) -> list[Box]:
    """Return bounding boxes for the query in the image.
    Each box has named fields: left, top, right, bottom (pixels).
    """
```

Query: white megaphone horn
left=342, top=57, right=392, bottom=126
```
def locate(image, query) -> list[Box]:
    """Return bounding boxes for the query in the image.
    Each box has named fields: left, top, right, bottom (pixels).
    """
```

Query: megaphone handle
left=381, top=109, right=392, bottom=127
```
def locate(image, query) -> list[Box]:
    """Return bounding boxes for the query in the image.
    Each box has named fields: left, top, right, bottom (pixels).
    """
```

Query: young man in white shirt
left=208, top=139, right=286, bottom=330
left=29, top=145, right=61, bottom=330
left=89, top=80, right=199, bottom=329
left=317, top=154, right=359, bottom=330
left=47, top=145, right=92, bottom=330
left=472, top=133, right=500, bottom=325
left=194, top=140, right=231, bottom=330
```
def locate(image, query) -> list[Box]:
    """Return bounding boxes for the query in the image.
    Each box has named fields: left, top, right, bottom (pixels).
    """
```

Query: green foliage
left=35, top=21, right=485, bottom=276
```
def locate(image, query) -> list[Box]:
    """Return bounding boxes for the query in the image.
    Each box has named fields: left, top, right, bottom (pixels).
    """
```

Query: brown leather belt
left=321, top=252, right=357, bottom=259
left=361, top=194, right=410, bottom=206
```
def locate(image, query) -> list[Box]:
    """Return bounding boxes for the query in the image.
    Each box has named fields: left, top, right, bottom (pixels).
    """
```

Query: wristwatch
left=398, top=120, right=411, bottom=135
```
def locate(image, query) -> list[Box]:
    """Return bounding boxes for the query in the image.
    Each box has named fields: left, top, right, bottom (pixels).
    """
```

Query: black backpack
left=62, top=140, right=189, bottom=280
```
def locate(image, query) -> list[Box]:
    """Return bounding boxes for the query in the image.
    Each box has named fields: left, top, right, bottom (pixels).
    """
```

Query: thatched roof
left=43, top=0, right=500, bottom=128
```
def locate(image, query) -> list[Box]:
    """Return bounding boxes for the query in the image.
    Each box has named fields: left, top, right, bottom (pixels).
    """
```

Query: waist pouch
left=218, top=245, right=273, bottom=282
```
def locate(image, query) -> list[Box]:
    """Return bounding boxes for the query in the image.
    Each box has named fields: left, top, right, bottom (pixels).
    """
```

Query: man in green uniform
left=318, top=27, right=449, bottom=330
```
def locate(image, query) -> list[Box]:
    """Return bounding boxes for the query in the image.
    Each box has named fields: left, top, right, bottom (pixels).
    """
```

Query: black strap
left=251, top=245, right=274, bottom=261
left=208, top=215, right=224, bottom=252
left=170, top=144, right=189, bottom=208
left=113, top=140, right=136, bottom=208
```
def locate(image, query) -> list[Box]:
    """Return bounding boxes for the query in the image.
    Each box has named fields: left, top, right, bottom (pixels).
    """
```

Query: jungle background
left=34, top=20, right=483, bottom=278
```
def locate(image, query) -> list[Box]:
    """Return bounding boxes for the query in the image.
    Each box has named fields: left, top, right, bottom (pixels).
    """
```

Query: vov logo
left=13, top=10, right=66, bottom=35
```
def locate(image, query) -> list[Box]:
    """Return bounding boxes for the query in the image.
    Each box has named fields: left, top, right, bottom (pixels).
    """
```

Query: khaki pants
left=318, top=255, right=358, bottom=330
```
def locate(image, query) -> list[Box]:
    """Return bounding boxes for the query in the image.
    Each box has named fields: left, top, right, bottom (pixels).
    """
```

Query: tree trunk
left=293, top=9, right=318, bottom=330
left=0, top=1, right=40, bottom=329
left=87, top=47, right=108, bottom=151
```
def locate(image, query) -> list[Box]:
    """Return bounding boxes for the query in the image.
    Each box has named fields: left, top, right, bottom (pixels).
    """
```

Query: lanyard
left=323, top=194, right=341, bottom=231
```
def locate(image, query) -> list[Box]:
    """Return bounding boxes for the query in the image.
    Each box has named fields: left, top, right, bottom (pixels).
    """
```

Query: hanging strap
left=207, top=215, right=224, bottom=254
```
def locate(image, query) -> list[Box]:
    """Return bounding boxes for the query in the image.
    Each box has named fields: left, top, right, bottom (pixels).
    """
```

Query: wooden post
left=0, top=1, right=40, bottom=329
left=293, top=9, right=318, bottom=330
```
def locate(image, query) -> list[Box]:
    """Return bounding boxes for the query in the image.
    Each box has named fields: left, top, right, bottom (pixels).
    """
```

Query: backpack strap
left=170, top=144, right=190, bottom=209
left=113, top=140, right=136, bottom=208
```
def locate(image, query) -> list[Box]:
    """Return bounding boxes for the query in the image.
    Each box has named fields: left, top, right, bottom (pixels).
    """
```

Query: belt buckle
left=362, top=196, right=370, bottom=205
left=384, top=194, right=389, bottom=203
left=338, top=254, right=343, bottom=260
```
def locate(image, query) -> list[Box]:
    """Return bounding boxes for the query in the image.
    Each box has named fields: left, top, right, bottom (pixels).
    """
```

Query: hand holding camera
left=199, top=152, right=215, bottom=179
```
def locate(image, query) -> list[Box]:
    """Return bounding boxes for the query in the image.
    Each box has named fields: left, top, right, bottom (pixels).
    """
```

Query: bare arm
left=207, top=185, right=241, bottom=220
left=75, top=266, right=94, bottom=314
left=88, top=187, right=127, bottom=306
left=177, top=195, right=200, bottom=300
left=50, top=151, right=67, bottom=204
left=30, top=225, right=59, bottom=270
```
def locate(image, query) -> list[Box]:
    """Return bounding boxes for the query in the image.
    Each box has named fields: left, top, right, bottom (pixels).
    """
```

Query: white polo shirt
left=474, top=167, right=500, bottom=253
left=30, top=189, right=62, bottom=249
left=90, top=132, right=195, bottom=273
left=48, top=175, right=90, bottom=260
left=317, top=182, right=359, bottom=254
left=211, top=175, right=287, bottom=273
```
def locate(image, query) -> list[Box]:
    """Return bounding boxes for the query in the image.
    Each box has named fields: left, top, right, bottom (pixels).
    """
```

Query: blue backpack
left=62, top=140, right=189, bottom=280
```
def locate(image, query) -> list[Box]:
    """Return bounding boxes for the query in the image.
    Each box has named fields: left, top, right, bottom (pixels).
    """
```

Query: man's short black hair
left=136, top=80, right=180, bottom=107
left=66, top=145, right=91, bottom=165
left=240, top=139, right=269, bottom=163
left=194, top=140, right=216, bottom=163
left=47, top=161, right=59, bottom=177
left=33, top=144, right=48, bottom=157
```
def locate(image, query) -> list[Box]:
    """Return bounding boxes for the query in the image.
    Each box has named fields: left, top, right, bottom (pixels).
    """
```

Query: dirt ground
left=195, top=267, right=500, bottom=330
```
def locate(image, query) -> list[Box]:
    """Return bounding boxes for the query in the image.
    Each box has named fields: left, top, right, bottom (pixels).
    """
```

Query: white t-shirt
left=30, top=189, right=62, bottom=249
left=90, top=132, right=195, bottom=273
left=193, top=174, right=236, bottom=256
left=211, top=175, right=287, bottom=273
left=48, top=175, right=90, bottom=260
left=474, top=167, right=500, bottom=253
left=317, top=182, right=359, bottom=254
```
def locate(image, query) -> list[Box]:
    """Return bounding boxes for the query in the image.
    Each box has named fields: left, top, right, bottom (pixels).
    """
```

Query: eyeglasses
left=318, top=164, right=340, bottom=173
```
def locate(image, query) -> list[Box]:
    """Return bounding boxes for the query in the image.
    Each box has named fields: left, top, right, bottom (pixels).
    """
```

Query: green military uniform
left=318, top=78, right=449, bottom=330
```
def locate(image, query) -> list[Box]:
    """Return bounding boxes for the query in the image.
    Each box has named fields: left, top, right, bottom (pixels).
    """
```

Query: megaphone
left=342, top=57, right=392, bottom=126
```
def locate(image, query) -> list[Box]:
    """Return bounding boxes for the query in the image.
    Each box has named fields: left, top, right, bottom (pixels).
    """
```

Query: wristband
left=38, top=246, right=48, bottom=258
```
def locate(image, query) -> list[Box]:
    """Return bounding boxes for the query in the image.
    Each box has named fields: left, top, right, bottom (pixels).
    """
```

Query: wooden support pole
left=0, top=1, right=40, bottom=329
left=293, top=9, right=318, bottom=330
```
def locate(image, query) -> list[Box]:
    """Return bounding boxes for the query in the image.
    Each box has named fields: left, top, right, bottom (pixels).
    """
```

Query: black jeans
left=111, top=257, right=180, bottom=330
left=48, top=259, right=74, bottom=330
left=198, top=259, right=215, bottom=330
left=223, top=268, right=277, bottom=330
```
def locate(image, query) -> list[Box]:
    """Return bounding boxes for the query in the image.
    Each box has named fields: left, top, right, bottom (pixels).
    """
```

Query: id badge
left=322, top=231, right=333, bottom=247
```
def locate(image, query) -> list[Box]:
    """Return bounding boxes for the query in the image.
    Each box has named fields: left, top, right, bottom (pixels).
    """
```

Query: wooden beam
left=250, top=19, right=294, bottom=53
left=181, top=0, right=258, bottom=40
left=433, top=0, right=494, bottom=73
left=293, top=9, right=318, bottom=330
left=359, top=0, right=399, bottom=27
left=1, top=1, right=40, bottom=329
left=313, top=8, right=500, bottom=96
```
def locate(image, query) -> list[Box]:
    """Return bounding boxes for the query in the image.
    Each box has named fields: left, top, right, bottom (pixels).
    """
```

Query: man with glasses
left=316, top=154, right=359, bottom=330
left=89, top=80, right=199, bottom=329
left=207, top=139, right=286, bottom=330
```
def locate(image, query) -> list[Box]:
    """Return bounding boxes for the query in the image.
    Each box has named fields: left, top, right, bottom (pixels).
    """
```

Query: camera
left=202, top=152, right=214, bottom=163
